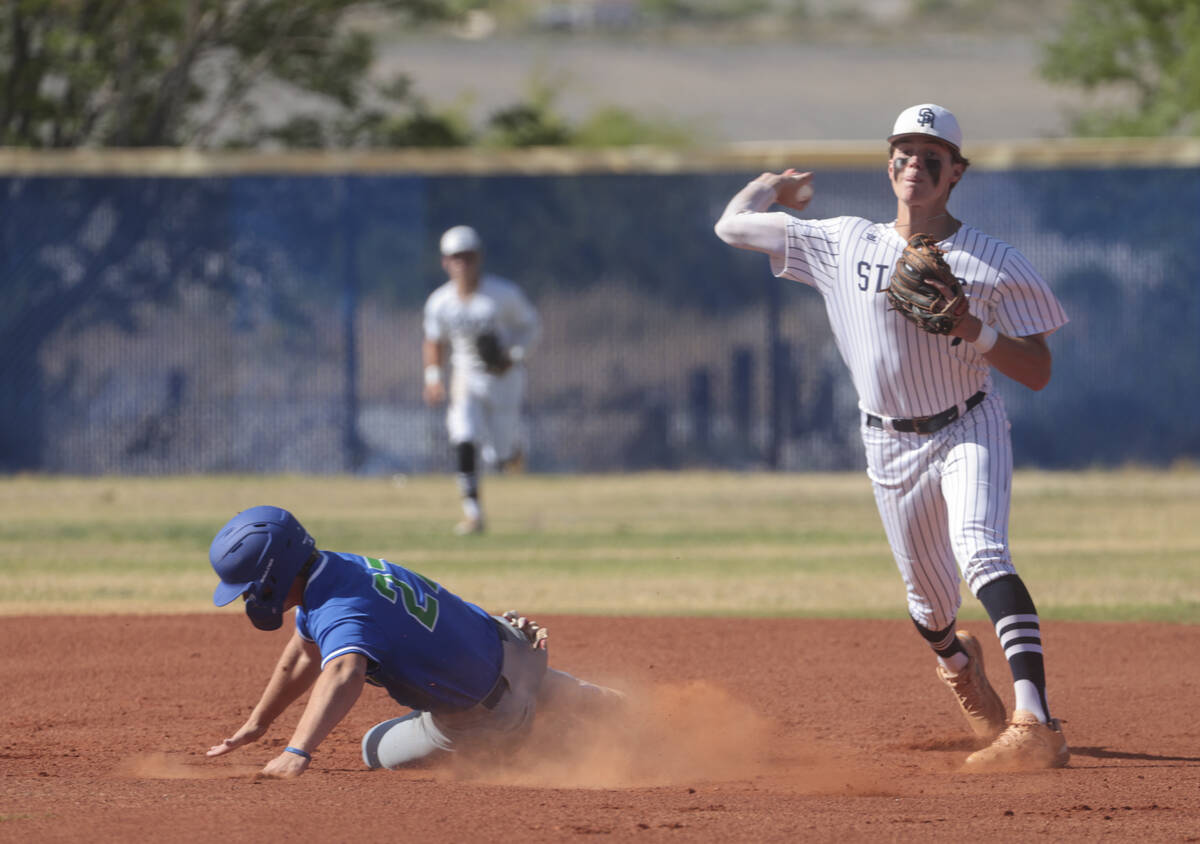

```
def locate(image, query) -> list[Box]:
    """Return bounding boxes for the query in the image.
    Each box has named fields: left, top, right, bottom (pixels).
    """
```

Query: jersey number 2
left=366, top=557, right=440, bottom=632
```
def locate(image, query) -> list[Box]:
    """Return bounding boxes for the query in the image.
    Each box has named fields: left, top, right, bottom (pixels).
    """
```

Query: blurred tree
left=573, top=106, right=694, bottom=148
left=480, top=76, right=572, bottom=147
left=0, top=0, right=458, bottom=148
left=1040, top=0, right=1200, bottom=136
left=0, top=1, right=693, bottom=150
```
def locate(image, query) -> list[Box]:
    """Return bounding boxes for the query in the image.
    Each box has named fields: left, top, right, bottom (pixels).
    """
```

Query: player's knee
left=964, top=557, right=1016, bottom=596
left=363, top=713, right=449, bottom=770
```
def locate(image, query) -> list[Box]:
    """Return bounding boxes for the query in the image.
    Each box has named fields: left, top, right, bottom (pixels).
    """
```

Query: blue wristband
left=284, top=746, right=311, bottom=760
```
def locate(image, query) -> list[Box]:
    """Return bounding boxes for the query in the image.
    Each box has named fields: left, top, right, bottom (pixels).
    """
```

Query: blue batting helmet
left=210, top=506, right=317, bottom=631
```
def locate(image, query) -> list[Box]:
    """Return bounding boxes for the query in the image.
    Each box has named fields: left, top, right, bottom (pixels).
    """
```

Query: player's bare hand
left=259, top=750, right=309, bottom=779
left=755, top=168, right=813, bottom=211
left=945, top=308, right=980, bottom=340
left=206, top=721, right=267, bottom=757
left=925, top=278, right=972, bottom=338
left=423, top=382, right=446, bottom=406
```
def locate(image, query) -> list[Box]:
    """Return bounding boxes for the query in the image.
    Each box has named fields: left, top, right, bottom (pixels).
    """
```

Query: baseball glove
left=887, top=233, right=969, bottom=335
left=502, top=610, right=548, bottom=650
left=475, top=332, right=511, bottom=374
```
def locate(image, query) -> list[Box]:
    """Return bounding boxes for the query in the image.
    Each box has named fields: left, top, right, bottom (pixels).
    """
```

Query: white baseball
left=777, top=173, right=813, bottom=210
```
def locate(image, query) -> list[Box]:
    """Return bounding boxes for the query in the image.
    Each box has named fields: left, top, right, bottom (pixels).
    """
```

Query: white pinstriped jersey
left=423, top=274, right=540, bottom=376
left=770, top=216, right=1068, bottom=419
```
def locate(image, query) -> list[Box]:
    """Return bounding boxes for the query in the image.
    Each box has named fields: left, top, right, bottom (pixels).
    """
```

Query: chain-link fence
left=3, top=146, right=1197, bottom=474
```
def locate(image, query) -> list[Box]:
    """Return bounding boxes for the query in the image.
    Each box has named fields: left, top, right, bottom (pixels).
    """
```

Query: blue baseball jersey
left=295, top=551, right=503, bottom=712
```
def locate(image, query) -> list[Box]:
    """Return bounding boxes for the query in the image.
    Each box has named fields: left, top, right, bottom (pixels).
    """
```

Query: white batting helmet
left=888, top=104, right=963, bottom=153
left=439, top=225, right=483, bottom=256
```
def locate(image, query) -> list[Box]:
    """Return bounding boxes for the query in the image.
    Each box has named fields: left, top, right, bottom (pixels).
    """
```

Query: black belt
left=480, top=674, right=509, bottom=710
left=865, top=391, right=986, bottom=435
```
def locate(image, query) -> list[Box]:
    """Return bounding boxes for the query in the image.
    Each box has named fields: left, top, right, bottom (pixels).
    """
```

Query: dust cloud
left=448, top=679, right=889, bottom=794
left=116, top=683, right=889, bottom=793
left=116, top=752, right=260, bottom=780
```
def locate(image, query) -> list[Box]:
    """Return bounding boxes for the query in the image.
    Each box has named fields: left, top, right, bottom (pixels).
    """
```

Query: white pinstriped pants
left=447, top=366, right=526, bottom=466
left=862, top=393, right=1018, bottom=631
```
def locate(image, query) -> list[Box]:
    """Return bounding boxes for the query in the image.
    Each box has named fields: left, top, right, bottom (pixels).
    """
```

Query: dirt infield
left=2, top=614, right=1198, bottom=842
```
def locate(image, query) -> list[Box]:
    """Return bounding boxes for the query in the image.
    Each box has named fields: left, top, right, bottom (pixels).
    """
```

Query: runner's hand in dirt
left=259, top=749, right=309, bottom=778
left=206, top=720, right=267, bottom=757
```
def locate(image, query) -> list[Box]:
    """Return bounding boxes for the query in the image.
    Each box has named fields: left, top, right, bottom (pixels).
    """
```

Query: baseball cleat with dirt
left=454, top=517, right=485, bottom=536
left=961, top=709, right=1070, bottom=772
left=937, top=630, right=1007, bottom=741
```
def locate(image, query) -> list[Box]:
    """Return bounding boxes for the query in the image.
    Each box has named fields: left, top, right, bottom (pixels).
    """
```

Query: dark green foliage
left=0, top=0, right=454, bottom=148
left=484, top=103, right=573, bottom=148
left=0, top=1, right=694, bottom=150
left=1040, top=0, right=1200, bottom=136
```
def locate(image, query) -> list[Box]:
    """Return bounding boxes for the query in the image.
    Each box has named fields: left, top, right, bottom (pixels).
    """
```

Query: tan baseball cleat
left=453, top=517, right=485, bottom=536
left=962, top=709, right=1070, bottom=772
left=937, top=630, right=1007, bottom=741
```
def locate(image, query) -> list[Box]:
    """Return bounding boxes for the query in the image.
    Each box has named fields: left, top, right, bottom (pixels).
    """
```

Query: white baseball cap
left=439, top=225, right=483, bottom=256
left=888, top=103, right=963, bottom=153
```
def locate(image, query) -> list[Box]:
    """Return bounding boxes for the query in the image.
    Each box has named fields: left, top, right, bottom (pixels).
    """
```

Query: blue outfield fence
left=2, top=147, right=1199, bottom=474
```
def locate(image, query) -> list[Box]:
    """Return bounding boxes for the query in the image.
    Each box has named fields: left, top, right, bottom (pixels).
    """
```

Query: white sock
left=939, top=651, right=970, bottom=674
left=462, top=497, right=481, bottom=522
left=1013, top=679, right=1047, bottom=722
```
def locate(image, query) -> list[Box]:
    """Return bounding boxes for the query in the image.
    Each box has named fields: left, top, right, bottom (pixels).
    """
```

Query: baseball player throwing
left=714, top=104, right=1070, bottom=771
left=205, top=506, right=621, bottom=777
left=423, top=225, right=540, bottom=535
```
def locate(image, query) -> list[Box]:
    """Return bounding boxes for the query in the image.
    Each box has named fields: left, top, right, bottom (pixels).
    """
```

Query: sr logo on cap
left=888, top=103, right=963, bottom=152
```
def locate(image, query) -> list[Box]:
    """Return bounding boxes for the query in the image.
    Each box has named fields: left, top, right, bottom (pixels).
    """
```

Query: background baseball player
left=205, top=506, right=621, bottom=777
left=423, top=225, right=540, bottom=535
left=714, top=104, right=1070, bottom=771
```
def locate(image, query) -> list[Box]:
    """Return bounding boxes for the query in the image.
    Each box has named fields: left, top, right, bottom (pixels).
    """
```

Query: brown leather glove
left=501, top=610, right=548, bottom=650
left=887, top=233, right=969, bottom=335
left=475, top=332, right=512, bottom=374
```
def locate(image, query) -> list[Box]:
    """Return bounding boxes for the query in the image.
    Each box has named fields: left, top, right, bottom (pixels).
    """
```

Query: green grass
left=1, top=469, right=1197, bottom=621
